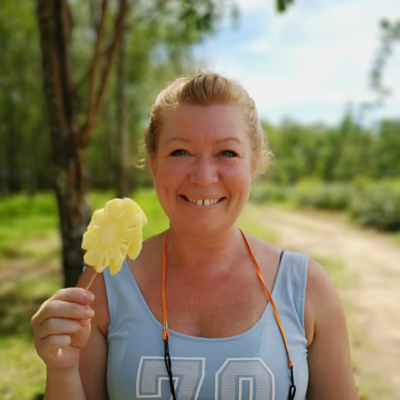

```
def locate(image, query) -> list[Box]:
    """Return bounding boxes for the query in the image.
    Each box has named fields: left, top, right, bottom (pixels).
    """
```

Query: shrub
left=249, top=181, right=291, bottom=203
left=293, top=179, right=351, bottom=210
left=350, top=180, right=400, bottom=231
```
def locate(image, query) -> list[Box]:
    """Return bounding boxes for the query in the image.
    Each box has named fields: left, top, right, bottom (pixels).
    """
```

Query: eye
left=170, top=149, right=188, bottom=157
left=219, top=150, right=238, bottom=158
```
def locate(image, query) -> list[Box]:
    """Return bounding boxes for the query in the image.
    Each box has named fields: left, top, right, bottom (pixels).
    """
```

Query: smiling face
left=151, top=103, right=254, bottom=237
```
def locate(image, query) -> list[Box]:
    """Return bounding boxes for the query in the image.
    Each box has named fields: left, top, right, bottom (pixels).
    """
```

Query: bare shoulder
left=304, top=258, right=359, bottom=399
left=77, top=267, right=109, bottom=337
left=304, top=257, right=345, bottom=347
left=243, top=231, right=282, bottom=259
left=242, top=231, right=283, bottom=285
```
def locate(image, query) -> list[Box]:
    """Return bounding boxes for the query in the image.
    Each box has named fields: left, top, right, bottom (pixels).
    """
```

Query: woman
left=32, top=72, right=359, bottom=400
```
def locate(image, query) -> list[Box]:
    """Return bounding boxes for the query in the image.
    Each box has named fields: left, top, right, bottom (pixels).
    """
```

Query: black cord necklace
left=161, top=230, right=296, bottom=400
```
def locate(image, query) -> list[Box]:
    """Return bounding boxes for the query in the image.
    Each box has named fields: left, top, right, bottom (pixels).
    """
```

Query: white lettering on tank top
left=136, top=357, right=275, bottom=400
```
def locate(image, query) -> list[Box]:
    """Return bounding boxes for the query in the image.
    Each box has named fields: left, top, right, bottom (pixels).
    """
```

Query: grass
left=0, top=193, right=58, bottom=258
left=0, top=258, right=60, bottom=400
left=0, top=336, right=47, bottom=400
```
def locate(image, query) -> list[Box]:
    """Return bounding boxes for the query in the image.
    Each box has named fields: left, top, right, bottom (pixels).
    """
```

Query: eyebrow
left=164, top=136, right=242, bottom=145
left=164, top=137, right=191, bottom=145
left=215, top=137, right=242, bottom=144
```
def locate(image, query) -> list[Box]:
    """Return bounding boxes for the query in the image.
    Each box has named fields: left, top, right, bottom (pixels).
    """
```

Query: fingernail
left=83, top=292, right=95, bottom=302
left=84, top=308, right=95, bottom=318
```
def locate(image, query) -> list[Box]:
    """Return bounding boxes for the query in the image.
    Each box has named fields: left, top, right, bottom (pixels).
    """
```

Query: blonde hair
left=144, top=71, right=272, bottom=172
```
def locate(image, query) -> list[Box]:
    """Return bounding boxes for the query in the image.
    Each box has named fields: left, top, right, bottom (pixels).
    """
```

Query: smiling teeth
left=187, top=197, right=221, bottom=206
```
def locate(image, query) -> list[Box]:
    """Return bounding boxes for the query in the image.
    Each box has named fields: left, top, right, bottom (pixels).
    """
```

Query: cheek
left=157, top=162, right=189, bottom=181
left=220, top=163, right=252, bottom=194
left=154, top=161, right=188, bottom=192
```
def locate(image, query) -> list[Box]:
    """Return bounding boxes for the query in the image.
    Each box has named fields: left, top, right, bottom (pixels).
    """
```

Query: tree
left=0, top=1, right=50, bottom=196
left=35, top=0, right=232, bottom=287
left=370, top=18, right=400, bottom=107
left=35, top=0, right=131, bottom=287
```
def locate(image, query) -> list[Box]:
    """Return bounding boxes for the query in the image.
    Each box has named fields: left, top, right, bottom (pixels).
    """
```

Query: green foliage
left=0, top=0, right=51, bottom=196
left=293, top=179, right=352, bottom=210
left=81, top=0, right=232, bottom=190
left=249, top=180, right=292, bottom=203
left=370, top=18, right=400, bottom=102
left=264, top=114, right=400, bottom=185
left=0, top=0, right=232, bottom=195
left=372, top=119, right=400, bottom=177
left=0, top=0, right=398, bottom=197
left=276, top=0, right=294, bottom=13
left=265, top=120, right=325, bottom=184
left=249, top=178, right=400, bottom=233
left=350, top=179, right=400, bottom=231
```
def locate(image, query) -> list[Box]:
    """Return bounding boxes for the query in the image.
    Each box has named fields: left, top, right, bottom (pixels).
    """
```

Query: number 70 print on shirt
left=136, top=357, right=275, bottom=400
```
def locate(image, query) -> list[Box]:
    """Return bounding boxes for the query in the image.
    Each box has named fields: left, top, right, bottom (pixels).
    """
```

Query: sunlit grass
left=0, top=336, right=47, bottom=400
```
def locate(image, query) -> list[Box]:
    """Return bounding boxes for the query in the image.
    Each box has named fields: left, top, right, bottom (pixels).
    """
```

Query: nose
left=189, top=155, right=218, bottom=186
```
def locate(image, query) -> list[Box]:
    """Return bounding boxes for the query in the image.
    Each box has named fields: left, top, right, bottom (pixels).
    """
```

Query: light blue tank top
left=103, top=249, right=309, bottom=400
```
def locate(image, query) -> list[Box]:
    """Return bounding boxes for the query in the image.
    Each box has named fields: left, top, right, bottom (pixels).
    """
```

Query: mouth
left=180, top=195, right=226, bottom=207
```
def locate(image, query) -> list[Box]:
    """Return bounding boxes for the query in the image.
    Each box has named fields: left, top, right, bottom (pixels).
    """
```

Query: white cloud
left=194, top=0, right=400, bottom=124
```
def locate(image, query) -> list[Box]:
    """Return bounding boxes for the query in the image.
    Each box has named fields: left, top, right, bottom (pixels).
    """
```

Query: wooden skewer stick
left=85, top=269, right=98, bottom=290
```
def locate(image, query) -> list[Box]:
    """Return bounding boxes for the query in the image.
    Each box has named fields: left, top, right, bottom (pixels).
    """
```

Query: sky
left=193, top=0, right=400, bottom=126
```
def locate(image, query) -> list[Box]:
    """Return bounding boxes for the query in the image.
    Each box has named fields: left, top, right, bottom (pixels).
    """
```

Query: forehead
left=159, top=103, right=249, bottom=146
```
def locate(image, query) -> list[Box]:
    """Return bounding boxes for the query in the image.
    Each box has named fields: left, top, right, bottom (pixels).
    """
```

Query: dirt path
left=255, top=205, right=400, bottom=400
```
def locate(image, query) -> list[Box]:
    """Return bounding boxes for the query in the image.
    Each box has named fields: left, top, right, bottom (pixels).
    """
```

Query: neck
left=165, top=225, right=245, bottom=276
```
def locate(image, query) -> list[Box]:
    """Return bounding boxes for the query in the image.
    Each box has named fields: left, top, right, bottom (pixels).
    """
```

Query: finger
left=36, top=318, right=83, bottom=340
left=35, top=300, right=95, bottom=325
left=52, top=288, right=95, bottom=305
left=40, top=334, right=72, bottom=355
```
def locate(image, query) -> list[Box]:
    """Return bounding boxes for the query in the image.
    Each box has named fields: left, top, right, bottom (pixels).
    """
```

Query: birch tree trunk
left=36, top=0, right=89, bottom=287
left=36, top=0, right=126, bottom=286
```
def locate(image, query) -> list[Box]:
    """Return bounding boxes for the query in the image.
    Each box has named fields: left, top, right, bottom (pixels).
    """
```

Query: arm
left=76, top=268, right=110, bottom=400
left=44, top=367, right=87, bottom=400
left=32, top=284, right=95, bottom=400
left=305, top=259, right=359, bottom=400
left=32, top=267, right=109, bottom=400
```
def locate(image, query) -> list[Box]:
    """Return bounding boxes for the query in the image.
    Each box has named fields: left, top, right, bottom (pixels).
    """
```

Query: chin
left=179, top=218, right=234, bottom=237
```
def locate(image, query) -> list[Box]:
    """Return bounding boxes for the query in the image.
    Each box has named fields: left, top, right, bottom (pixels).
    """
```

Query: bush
left=350, top=180, right=400, bottom=231
left=249, top=181, right=291, bottom=203
left=293, top=179, right=351, bottom=210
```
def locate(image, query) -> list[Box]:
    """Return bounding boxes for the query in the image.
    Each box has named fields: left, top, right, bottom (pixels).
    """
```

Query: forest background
left=0, top=0, right=399, bottom=399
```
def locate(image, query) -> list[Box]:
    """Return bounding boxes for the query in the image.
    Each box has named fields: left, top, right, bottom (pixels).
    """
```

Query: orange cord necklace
left=161, top=228, right=296, bottom=400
